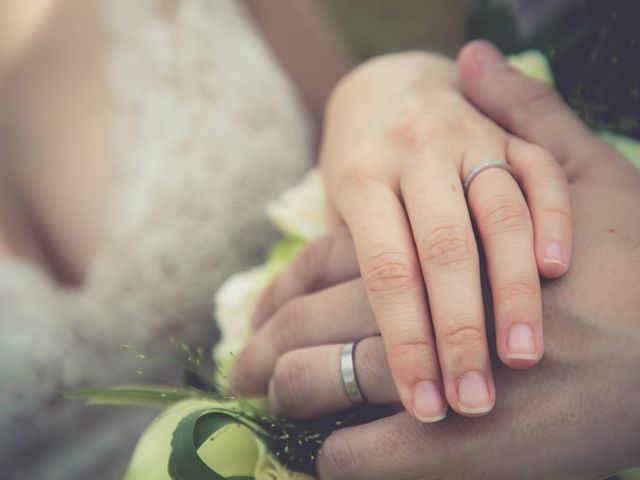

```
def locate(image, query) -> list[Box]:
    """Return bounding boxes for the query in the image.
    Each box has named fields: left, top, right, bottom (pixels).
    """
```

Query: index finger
left=251, top=229, right=360, bottom=329
left=337, top=179, right=446, bottom=423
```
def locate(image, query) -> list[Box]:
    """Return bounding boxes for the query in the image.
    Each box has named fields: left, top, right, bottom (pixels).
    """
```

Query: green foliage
left=169, top=409, right=259, bottom=480
left=71, top=382, right=391, bottom=478
left=65, top=385, right=200, bottom=408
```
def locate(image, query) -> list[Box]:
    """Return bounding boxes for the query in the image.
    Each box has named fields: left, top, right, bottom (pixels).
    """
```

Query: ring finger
left=251, top=228, right=360, bottom=330
left=401, top=154, right=494, bottom=416
left=465, top=149, right=543, bottom=368
left=268, top=336, right=400, bottom=419
left=233, top=279, right=380, bottom=394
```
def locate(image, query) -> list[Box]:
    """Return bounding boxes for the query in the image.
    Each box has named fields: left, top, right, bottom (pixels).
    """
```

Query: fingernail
left=543, top=241, right=567, bottom=267
left=475, top=43, right=505, bottom=71
left=412, top=381, right=447, bottom=423
left=506, top=323, right=538, bottom=360
left=457, top=371, right=492, bottom=414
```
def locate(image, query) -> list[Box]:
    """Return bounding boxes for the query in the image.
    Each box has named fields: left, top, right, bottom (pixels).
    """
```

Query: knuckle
left=531, top=157, right=568, bottom=187
left=531, top=146, right=559, bottom=170
left=542, top=169, right=569, bottom=192
left=477, top=195, right=530, bottom=236
left=511, top=81, right=563, bottom=120
left=272, top=299, right=307, bottom=352
left=363, top=249, right=421, bottom=294
left=502, top=279, right=539, bottom=298
left=354, top=337, right=387, bottom=377
left=439, top=323, right=486, bottom=354
left=421, top=224, right=473, bottom=269
left=272, top=352, right=308, bottom=414
left=387, top=112, right=437, bottom=152
left=543, top=206, right=572, bottom=225
left=387, top=96, right=467, bottom=153
left=499, top=279, right=540, bottom=311
left=337, top=164, right=382, bottom=193
left=386, top=336, right=436, bottom=373
left=292, top=235, right=334, bottom=289
left=320, top=432, right=360, bottom=480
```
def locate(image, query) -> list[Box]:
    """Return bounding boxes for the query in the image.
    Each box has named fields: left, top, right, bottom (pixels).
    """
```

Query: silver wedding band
left=463, top=159, right=515, bottom=192
left=340, top=341, right=365, bottom=405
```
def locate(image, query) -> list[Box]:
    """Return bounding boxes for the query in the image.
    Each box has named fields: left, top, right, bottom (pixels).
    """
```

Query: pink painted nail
left=506, top=323, right=538, bottom=360
left=412, top=381, right=447, bottom=423
left=457, top=371, right=492, bottom=414
left=543, top=241, right=567, bottom=267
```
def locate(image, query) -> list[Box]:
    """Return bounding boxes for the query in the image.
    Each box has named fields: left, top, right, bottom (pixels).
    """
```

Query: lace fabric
left=0, top=1, right=311, bottom=478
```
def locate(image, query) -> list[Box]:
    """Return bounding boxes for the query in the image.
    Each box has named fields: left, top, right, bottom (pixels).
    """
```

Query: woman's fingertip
left=456, top=371, right=494, bottom=415
left=506, top=323, right=538, bottom=361
left=411, top=381, right=447, bottom=423
left=542, top=240, right=567, bottom=268
left=538, top=240, right=570, bottom=278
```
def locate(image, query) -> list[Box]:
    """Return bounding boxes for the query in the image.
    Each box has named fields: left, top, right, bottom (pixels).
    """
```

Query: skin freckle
left=389, top=119, right=420, bottom=150
left=387, top=115, right=433, bottom=153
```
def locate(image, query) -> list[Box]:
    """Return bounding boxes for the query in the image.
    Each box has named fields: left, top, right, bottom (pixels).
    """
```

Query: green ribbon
left=168, top=408, right=263, bottom=480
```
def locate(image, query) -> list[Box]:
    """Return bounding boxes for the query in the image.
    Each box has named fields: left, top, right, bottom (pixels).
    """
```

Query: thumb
left=457, top=40, right=598, bottom=168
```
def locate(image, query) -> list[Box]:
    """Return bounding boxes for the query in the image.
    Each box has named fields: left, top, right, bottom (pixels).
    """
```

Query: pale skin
left=235, top=41, right=640, bottom=479
left=0, top=0, right=349, bottom=282
left=238, top=52, right=573, bottom=421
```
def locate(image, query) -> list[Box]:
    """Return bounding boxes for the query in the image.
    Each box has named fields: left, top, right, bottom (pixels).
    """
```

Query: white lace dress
left=0, top=1, right=311, bottom=478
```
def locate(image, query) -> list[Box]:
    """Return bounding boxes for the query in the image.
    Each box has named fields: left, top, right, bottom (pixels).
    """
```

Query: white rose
left=214, top=168, right=327, bottom=385
left=266, top=169, right=327, bottom=241
left=213, top=266, right=274, bottom=386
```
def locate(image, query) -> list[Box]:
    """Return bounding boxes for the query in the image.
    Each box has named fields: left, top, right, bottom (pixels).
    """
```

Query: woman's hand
left=241, top=52, right=572, bottom=421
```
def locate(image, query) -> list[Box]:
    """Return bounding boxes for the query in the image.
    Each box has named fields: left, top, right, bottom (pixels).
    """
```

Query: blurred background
left=322, top=0, right=474, bottom=59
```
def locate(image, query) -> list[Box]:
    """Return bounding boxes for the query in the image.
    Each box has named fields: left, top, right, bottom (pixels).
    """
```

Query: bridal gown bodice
left=0, top=1, right=312, bottom=478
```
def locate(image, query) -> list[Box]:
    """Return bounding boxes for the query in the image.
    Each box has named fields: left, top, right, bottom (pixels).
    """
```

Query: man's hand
left=236, top=40, right=640, bottom=478
left=311, top=41, right=640, bottom=480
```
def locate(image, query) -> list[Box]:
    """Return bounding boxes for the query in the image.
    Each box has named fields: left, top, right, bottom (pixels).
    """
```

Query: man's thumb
left=458, top=40, right=596, bottom=165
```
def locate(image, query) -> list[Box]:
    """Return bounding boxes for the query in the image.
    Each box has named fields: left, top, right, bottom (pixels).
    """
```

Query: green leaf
left=65, top=385, right=201, bottom=408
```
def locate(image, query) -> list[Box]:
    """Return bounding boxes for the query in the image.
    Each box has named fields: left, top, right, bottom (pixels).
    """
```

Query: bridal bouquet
left=124, top=171, right=328, bottom=480
left=71, top=52, right=640, bottom=480
left=73, top=169, right=358, bottom=480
